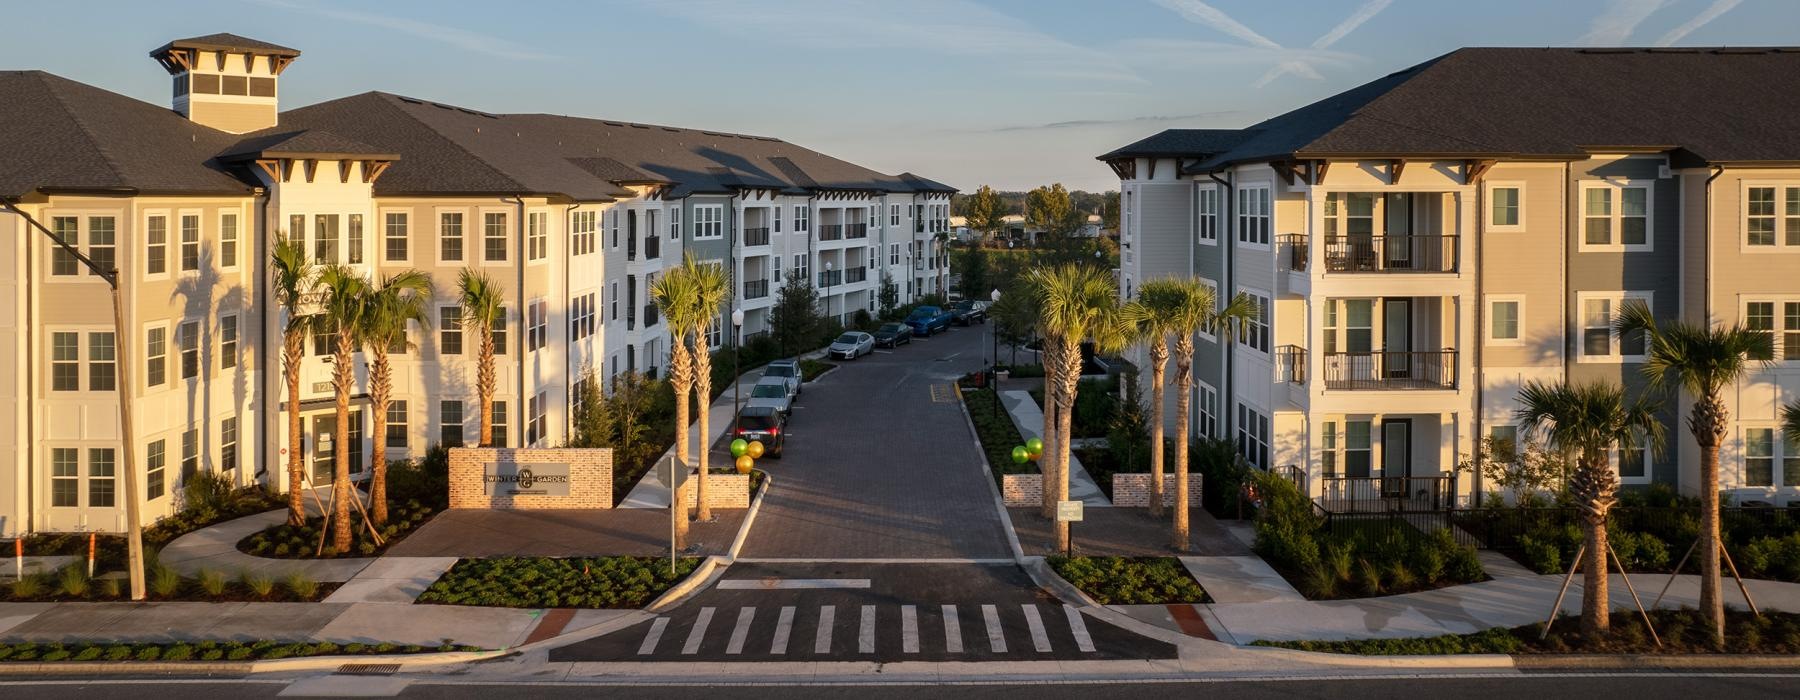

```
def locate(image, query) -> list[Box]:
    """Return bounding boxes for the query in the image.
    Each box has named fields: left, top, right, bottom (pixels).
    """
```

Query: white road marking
left=636, top=617, right=669, bottom=656
left=1064, top=604, right=1095, bottom=652
left=716, top=578, right=870, bottom=590
left=1022, top=604, right=1052, bottom=652
left=942, top=604, right=963, bottom=653
left=770, top=606, right=795, bottom=655
left=682, top=607, right=715, bottom=655
left=901, top=605, right=919, bottom=654
left=814, top=605, right=835, bottom=654
left=859, top=605, right=876, bottom=653
left=725, top=607, right=756, bottom=654
left=982, top=604, right=1006, bottom=653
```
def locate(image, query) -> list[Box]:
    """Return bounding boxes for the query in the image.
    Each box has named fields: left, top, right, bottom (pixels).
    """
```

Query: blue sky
left=3, top=1, right=1795, bottom=192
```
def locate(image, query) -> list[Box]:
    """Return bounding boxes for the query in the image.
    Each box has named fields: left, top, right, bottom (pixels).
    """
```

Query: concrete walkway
left=158, top=509, right=374, bottom=583
left=0, top=600, right=553, bottom=649
left=1181, top=556, right=1305, bottom=604
left=999, top=389, right=1108, bottom=507
left=321, top=556, right=459, bottom=604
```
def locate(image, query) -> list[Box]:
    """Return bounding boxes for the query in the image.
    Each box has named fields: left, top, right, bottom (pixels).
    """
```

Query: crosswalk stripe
left=901, top=605, right=919, bottom=654
left=1063, top=604, right=1095, bottom=652
left=814, top=605, right=835, bottom=654
left=942, top=604, right=963, bottom=653
left=726, top=607, right=756, bottom=654
left=637, top=617, right=669, bottom=656
left=682, top=607, right=715, bottom=655
left=981, top=604, right=1006, bottom=653
left=859, top=605, right=876, bottom=653
left=771, top=606, right=795, bottom=655
left=1022, top=604, right=1052, bottom=652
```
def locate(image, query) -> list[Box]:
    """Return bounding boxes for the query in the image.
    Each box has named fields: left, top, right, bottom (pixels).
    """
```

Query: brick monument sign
left=448, top=447, right=613, bottom=509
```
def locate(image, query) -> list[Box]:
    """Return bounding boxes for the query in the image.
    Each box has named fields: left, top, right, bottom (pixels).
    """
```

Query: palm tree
left=1785, top=400, right=1800, bottom=444
left=361, top=270, right=433, bottom=526
left=685, top=256, right=732, bottom=523
left=271, top=237, right=316, bottom=526
left=316, top=265, right=370, bottom=553
left=1515, top=379, right=1664, bottom=637
left=457, top=269, right=506, bottom=448
left=1029, top=263, right=1127, bottom=550
left=1615, top=301, right=1771, bottom=644
left=651, top=265, right=701, bottom=547
left=1169, top=284, right=1257, bottom=551
left=1125, top=279, right=1185, bottom=518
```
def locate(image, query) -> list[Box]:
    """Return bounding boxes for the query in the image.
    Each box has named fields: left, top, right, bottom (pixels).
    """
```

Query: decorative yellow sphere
left=746, top=440, right=766, bottom=459
left=735, top=455, right=754, bottom=473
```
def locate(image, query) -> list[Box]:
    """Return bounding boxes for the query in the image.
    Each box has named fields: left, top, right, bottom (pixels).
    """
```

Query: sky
left=3, top=0, right=1795, bottom=193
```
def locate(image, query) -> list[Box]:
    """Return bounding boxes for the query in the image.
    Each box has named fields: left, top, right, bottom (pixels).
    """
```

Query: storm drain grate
left=335, top=663, right=402, bottom=675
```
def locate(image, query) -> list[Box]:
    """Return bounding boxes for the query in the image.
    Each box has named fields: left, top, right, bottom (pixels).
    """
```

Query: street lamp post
left=989, top=288, right=1001, bottom=419
left=824, top=262, right=835, bottom=325
left=731, top=308, right=745, bottom=418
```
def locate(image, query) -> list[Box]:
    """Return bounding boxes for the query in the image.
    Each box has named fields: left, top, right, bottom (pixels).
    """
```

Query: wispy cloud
left=1654, top=0, right=1743, bottom=45
left=252, top=0, right=554, bottom=61
left=640, top=0, right=1142, bottom=84
left=1151, top=0, right=1283, bottom=49
left=1259, top=0, right=1392, bottom=87
left=1577, top=0, right=1670, bottom=45
left=979, top=111, right=1244, bottom=133
left=1149, top=0, right=1386, bottom=87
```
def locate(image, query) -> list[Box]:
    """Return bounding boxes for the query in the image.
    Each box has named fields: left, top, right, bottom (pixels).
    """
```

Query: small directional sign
left=1055, top=500, right=1084, bottom=523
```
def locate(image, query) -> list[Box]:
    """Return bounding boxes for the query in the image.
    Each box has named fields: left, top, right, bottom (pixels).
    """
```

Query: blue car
left=904, top=305, right=953, bottom=336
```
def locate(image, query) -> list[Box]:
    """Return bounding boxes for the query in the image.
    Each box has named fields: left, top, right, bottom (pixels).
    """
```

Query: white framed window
left=218, top=212, right=239, bottom=268
left=527, top=299, right=548, bottom=352
left=1236, top=185, right=1270, bottom=247
left=608, top=208, right=619, bottom=249
left=383, top=211, right=409, bottom=262
left=482, top=211, right=508, bottom=263
left=144, top=212, right=169, bottom=279
left=1743, top=299, right=1800, bottom=362
left=88, top=447, right=115, bottom=507
left=179, top=320, right=200, bottom=380
left=571, top=292, right=596, bottom=341
left=609, top=281, right=619, bottom=322
left=868, top=206, right=878, bottom=229
left=1236, top=288, right=1270, bottom=354
left=50, top=331, right=79, bottom=391
left=492, top=311, right=509, bottom=356
left=145, top=324, right=168, bottom=388
left=669, top=206, right=681, bottom=239
left=1197, top=381, right=1218, bottom=439
left=1743, top=426, right=1800, bottom=488
left=1577, top=292, right=1651, bottom=362
left=1487, top=182, right=1525, bottom=231
left=179, top=212, right=202, bottom=273
left=707, top=312, right=723, bottom=349
left=772, top=256, right=782, bottom=283
left=526, top=391, right=547, bottom=446
left=88, top=331, right=115, bottom=391
left=1743, top=184, right=1800, bottom=250
left=83, top=215, right=115, bottom=278
left=219, top=313, right=238, bottom=370
left=49, top=216, right=81, bottom=277
left=1489, top=424, right=1519, bottom=460
left=793, top=254, right=809, bottom=283
left=220, top=416, right=238, bottom=471
left=528, top=211, right=548, bottom=262
left=889, top=244, right=900, bottom=266
left=793, top=205, right=809, bottom=232
left=387, top=400, right=409, bottom=449
left=347, top=213, right=364, bottom=265
left=1236, top=403, right=1270, bottom=468
left=1486, top=295, right=1524, bottom=346
left=1196, top=186, right=1218, bottom=244
left=1579, top=182, right=1652, bottom=251
left=1615, top=437, right=1652, bottom=485
left=180, top=428, right=198, bottom=483
left=570, top=210, right=596, bottom=256
left=439, top=400, right=464, bottom=448
left=438, top=211, right=465, bottom=263
left=693, top=205, right=724, bottom=238
left=50, top=448, right=79, bottom=507
left=491, top=400, right=509, bottom=448
left=312, top=213, right=339, bottom=265
left=889, top=204, right=900, bottom=227
left=145, top=438, right=166, bottom=500
left=439, top=307, right=462, bottom=355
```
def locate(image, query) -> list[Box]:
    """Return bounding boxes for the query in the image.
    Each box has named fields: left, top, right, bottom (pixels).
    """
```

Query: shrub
left=285, top=572, right=319, bottom=599
left=98, top=577, right=122, bottom=598
left=150, top=564, right=183, bottom=598
left=418, top=557, right=701, bottom=609
left=197, top=569, right=228, bottom=597
left=1046, top=556, right=1207, bottom=605
left=242, top=572, right=275, bottom=599
left=9, top=574, right=46, bottom=599
left=57, top=564, right=90, bottom=598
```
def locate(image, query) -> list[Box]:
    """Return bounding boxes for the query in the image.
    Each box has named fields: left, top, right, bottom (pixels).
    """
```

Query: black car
left=732, top=405, right=785, bottom=458
left=872, top=322, right=913, bottom=348
left=950, top=299, right=988, bottom=325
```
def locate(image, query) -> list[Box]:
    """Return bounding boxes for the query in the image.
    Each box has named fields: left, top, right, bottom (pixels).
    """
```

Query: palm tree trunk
left=1694, top=393, right=1728, bottom=646
left=369, top=349, right=391, bottom=526
left=331, top=334, right=355, bottom=553
left=668, top=338, right=693, bottom=548
left=477, top=327, right=496, bottom=447
left=1148, top=337, right=1168, bottom=518
left=1171, top=336, right=1193, bottom=551
left=1054, top=337, right=1081, bottom=551
left=283, top=337, right=306, bottom=526
left=1039, top=338, right=1061, bottom=519
left=1574, top=453, right=1614, bottom=637
left=694, top=332, right=714, bottom=522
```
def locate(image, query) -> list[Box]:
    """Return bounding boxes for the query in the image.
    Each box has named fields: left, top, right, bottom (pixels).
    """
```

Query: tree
left=1025, top=183, right=1082, bottom=241
left=990, top=287, right=1040, bottom=366
left=1100, top=192, right=1121, bottom=233
left=270, top=237, right=316, bottom=526
left=966, top=185, right=1008, bottom=244
left=957, top=245, right=989, bottom=303
left=684, top=255, right=732, bottom=522
left=1786, top=400, right=1800, bottom=445
left=769, top=275, right=822, bottom=358
left=457, top=269, right=506, bottom=448
left=1615, top=301, right=1771, bottom=645
left=361, top=270, right=433, bottom=526
left=568, top=364, right=608, bottom=448
left=316, top=265, right=369, bottom=553
left=1168, top=284, right=1257, bottom=550
left=1028, top=263, right=1128, bottom=550
left=877, top=273, right=900, bottom=320
left=1515, top=379, right=1664, bottom=637
left=650, top=264, right=699, bottom=548
left=1124, top=279, right=1185, bottom=518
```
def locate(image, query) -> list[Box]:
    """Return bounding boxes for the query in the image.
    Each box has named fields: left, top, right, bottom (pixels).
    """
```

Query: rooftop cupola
left=150, top=33, right=300, bottom=134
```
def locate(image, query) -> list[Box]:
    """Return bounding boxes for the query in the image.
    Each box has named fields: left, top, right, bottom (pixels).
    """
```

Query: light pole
left=824, top=262, right=835, bottom=325
left=989, top=287, right=1001, bottom=419
left=731, top=308, right=745, bottom=418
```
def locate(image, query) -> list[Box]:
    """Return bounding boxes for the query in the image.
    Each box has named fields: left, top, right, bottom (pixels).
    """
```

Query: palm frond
left=1783, top=400, right=1800, bottom=443
left=365, top=270, right=434, bottom=351
left=457, top=268, right=505, bottom=330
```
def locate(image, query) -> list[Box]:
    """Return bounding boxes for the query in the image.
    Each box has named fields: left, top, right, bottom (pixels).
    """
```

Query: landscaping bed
left=416, top=556, right=702, bottom=609
left=1048, top=555, right=1209, bottom=604
left=799, top=358, right=836, bottom=382
left=0, top=640, right=480, bottom=663
left=958, top=385, right=1032, bottom=484
left=239, top=498, right=436, bottom=559
left=1252, top=472, right=1485, bottom=600
left=20, top=474, right=283, bottom=569
left=1254, top=609, right=1800, bottom=655
left=6, top=561, right=336, bottom=603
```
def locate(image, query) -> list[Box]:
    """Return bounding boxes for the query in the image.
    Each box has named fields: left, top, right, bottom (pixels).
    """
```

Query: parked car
left=762, top=358, right=803, bottom=396
left=745, top=378, right=793, bottom=417
left=872, top=322, right=913, bottom=348
left=904, top=305, right=953, bottom=336
left=732, top=405, right=784, bottom=458
left=949, top=299, right=988, bottom=326
left=828, top=332, right=875, bottom=360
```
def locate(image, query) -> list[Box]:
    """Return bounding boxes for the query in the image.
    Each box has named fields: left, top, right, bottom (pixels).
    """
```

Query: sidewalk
left=160, top=506, right=374, bottom=584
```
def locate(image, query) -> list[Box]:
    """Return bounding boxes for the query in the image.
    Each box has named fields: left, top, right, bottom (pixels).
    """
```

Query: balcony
left=819, top=224, right=843, bottom=241
left=743, top=227, right=770, bottom=247
left=744, top=278, right=769, bottom=299
left=1322, top=350, right=1457, bottom=390
left=642, top=304, right=659, bottom=328
left=817, top=270, right=842, bottom=287
left=1321, top=235, right=1458, bottom=273
left=845, top=267, right=867, bottom=284
left=1278, top=234, right=1308, bottom=271
left=643, top=235, right=660, bottom=260
left=846, top=223, right=868, bottom=239
left=1275, top=344, right=1306, bottom=383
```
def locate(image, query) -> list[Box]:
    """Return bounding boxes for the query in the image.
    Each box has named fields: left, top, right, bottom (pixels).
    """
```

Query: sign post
left=659, top=455, right=689, bottom=575
left=1055, top=500, right=1084, bottom=559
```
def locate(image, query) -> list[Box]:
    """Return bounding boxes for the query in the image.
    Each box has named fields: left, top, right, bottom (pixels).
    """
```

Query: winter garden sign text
left=484, top=462, right=571, bottom=497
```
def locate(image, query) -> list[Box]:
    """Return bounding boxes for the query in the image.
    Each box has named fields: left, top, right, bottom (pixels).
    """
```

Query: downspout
left=1562, top=163, right=1572, bottom=382
left=255, top=187, right=271, bottom=481
left=1703, top=166, right=1723, bottom=324
left=508, top=196, right=526, bottom=445
left=18, top=203, right=33, bottom=535
left=1470, top=174, right=1485, bottom=507
left=563, top=201, right=578, bottom=440
left=1209, top=171, right=1234, bottom=444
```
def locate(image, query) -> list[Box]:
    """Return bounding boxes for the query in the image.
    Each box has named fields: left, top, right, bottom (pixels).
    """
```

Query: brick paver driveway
left=734, top=324, right=1012, bottom=559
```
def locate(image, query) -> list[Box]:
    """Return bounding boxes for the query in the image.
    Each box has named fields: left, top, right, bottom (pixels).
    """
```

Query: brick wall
left=1111, top=473, right=1205, bottom=508
left=448, top=448, right=613, bottom=509
left=1002, top=474, right=1043, bottom=507
left=676, top=472, right=752, bottom=509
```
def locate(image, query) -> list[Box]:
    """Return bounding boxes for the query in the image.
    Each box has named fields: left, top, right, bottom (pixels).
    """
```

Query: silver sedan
left=827, top=331, right=875, bottom=360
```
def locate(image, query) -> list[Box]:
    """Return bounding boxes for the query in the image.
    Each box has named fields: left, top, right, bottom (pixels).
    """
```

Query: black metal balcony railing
left=1278, top=234, right=1308, bottom=271
left=643, top=235, right=660, bottom=260
left=1319, top=476, right=1456, bottom=513
left=642, top=304, right=659, bottom=328
left=1322, top=350, right=1457, bottom=390
left=743, top=227, right=770, bottom=247
left=1275, top=344, right=1306, bottom=383
left=626, top=237, right=636, bottom=261
left=817, top=270, right=842, bottom=287
left=845, top=267, right=867, bottom=284
left=1322, top=235, right=1458, bottom=273
left=846, top=222, right=868, bottom=239
left=818, top=224, right=843, bottom=241
left=744, top=278, right=769, bottom=299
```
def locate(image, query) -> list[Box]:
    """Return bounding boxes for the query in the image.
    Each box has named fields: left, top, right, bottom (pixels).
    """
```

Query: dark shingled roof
left=1101, top=47, right=1800, bottom=172
left=157, top=33, right=300, bottom=56
left=219, top=129, right=398, bottom=160
left=1096, top=129, right=1252, bottom=160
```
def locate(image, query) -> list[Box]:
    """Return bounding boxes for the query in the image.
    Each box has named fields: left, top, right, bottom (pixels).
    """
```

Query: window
left=1614, top=438, right=1650, bottom=484
left=1198, top=382, right=1218, bottom=439
left=384, top=212, right=409, bottom=261
left=1196, top=187, right=1218, bottom=243
left=180, top=214, right=201, bottom=272
left=694, top=205, right=723, bottom=238
left=88, top=448, right=115, bottom=507
left=773, top=205, right=783, bottom=233
left=220, top=417, right=238, bottom=471
left=181, top=428, right=199, bottom=480
left=313, top=214, right=338, bottom=264
left=347, top=214, right=364, bottom=264
left=440, top=212, right=464, bottom=262
left=219, top=314, right=238, bottom=370
left=491, top=400, right=509, bottom=448
left=440, top=307, right=463, bottom=355
left=794, top=253, right=810, bottom=283
left=527, top=299, right=548, bottom=352
left=1236, top=185, right=1270, bottom=246
left=51, top=448, right=78, bottom=506
left=609, top=281, right=619, bottom=322
left=527, top=391, right=547, bottom=446
left=572, top=292, right=596, bottom=341
left=483, top=212, right=508, bottom=262
left=50, top=216, right=79, bottom=276
left=146, top=326, right=167, bottom=387
left=145, top=215, right=168, bottom=276
left=868, top=206, right=879, bottom=230
left=1237, top=290, right=1269, bottom=353
left=386, top=400, right=409, bottom=448
left=440, top=401, right=464, bottom=448
left=89, top=332, right=115, bottom=391
left=1489, top=184, right=1523, bottom=229
left=88, top=216, right=115, bottom=276
left=492, top=313, right=508, bottom=356
left=1236, top=403, right=1269, bottom=468
left=772, top=256, right=782, bottom=283
left=1345, top=421, right=1372, bottom=476
left=890, top=204, right=900, bottom=226
left=1744, top=428, right=1800, bottom=487
left=670, top=207, right=681, bottom=239
left=313, top=320, right=338, bottom=357
left=1743, top=300, right=1800, bottom=361
left=794, top=205, right=809, bottom=232
left=570, top=210, right=596, bottom=256
left=219, top=213, right=238, bottom=268
left=1578, top=293, right=1650, bottom=361
left=1744, top=185, right=1800, bottom=248
left=706, top=311, right=722, bottom=348
left=528, top=211, right=548, bottom=261
left=289, top=214, right=305, bottom=252
left=146, top=439, right=166, bottom=500
left=609, top=209, right=619, bottom=249
left=51, top=332, right=79, bottom=391
left=1580, top=183, right=1651, bottom=250
left=179, top=320, right=200, bottom=379
left=1490, top=425, right=1519, bottom=462
left=1487, top=296, right=1523, bottom=345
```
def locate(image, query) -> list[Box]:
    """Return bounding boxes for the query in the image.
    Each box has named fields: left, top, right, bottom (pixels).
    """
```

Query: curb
left=645, top=556, right=727, bottom=614
left=0, top=650, right=508, bottom=677
left=1016, top=556, right=1193, bottom=648
left=725, top=473, right=772, bottom=561
left=1514, top=653, right=1800, bottom=670
left=1235, top=645, right=1517, bottom=669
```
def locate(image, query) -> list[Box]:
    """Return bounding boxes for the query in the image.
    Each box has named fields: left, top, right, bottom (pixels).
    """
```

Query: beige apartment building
left=1102, top=47, right=1800, bottom=506
left=0, top=34, right=953, bottom=537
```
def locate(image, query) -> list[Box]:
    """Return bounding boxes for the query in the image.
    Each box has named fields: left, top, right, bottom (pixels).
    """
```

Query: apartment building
left=0, top=34, right=951, bottom=536
left=1101, top=47, right=1800, bottom=506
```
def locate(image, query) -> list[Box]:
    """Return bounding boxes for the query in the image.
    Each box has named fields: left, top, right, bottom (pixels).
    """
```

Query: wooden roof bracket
left=254, top=159, right=282, bottom=183
left=1272, top=160, right=1298, bottom=187
left=1462, top=159, right=1496, bottom=185
left=302, top=159, right=318, bottom=184
left=1387, top=159, right=1406, bottom=184
left=1311, top=160, right=1331, bottom=185
left=338, top=161, right=352, bottom=184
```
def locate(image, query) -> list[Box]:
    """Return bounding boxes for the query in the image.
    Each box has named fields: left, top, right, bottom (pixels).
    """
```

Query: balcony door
left=1380, top=418, right=1412, bottom=496
left=1383, top=193, right=1415, bottom=270
left=1383, top=298, right=1413, bottom=380
left=1327, top=299, right=1376, bottom=383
